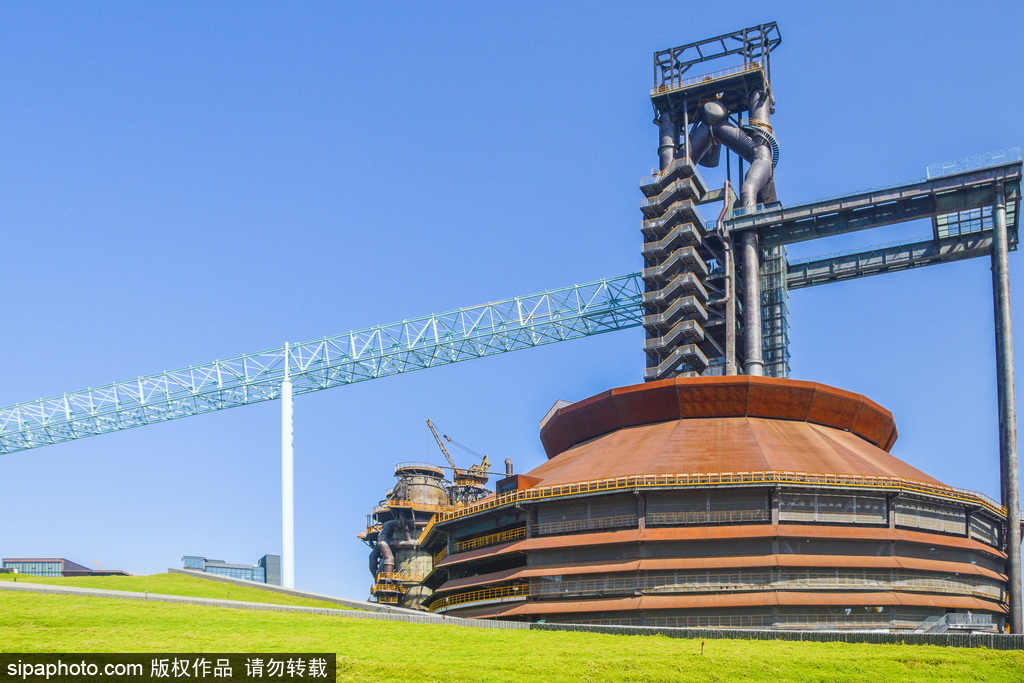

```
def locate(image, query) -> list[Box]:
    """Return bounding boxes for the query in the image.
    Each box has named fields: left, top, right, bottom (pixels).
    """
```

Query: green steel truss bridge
left=0, top=275, right=645, bottom=455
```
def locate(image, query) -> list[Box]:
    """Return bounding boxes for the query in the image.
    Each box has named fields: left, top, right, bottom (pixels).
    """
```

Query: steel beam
left=727, top=165, right=1022, bottom=247
left=788, top=232, right=1018, bottom=290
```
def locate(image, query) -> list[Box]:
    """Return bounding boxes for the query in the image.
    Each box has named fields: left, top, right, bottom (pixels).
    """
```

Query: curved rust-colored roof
left=527, top=377, right=937, bottom=487
left=540, top=376, right=898, bottom=458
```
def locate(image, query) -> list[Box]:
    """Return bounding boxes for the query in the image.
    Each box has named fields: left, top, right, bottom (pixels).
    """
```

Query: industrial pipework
left=643, top=22, right=784, bottom=381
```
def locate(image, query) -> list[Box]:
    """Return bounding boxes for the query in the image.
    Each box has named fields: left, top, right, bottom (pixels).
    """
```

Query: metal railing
left=394, top=462, right=446, bottom=477
left=530, top=571, right=1004, bottom=602
left=647, top=508, right=770, bottom=526
left=375, top=571, right=425, bottom=583
left=452, top=526, right=527, bottom=554
left=371, top=582, right=406, bottom=594
left=651, top=62, right=763, bottom=96
left=537, top=514, right=638, bottom=536
left=427, top=583, right=530, bottom=612
left=433, top=545, right=448, bottom=565
left=372, top=499, right=455, bottom=516
left=419, top=469, right=1004, bottom=541
left=926, top=147, right=1023, bottom=179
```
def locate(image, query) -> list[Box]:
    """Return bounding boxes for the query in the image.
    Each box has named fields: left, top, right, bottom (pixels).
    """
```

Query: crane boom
left=425, top=419, right=457, bottom=472
left=0, top=273, right=644, bottom=455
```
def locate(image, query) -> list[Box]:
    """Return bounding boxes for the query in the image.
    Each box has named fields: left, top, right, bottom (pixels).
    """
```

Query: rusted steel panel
left=486, top=592, right=1007, bottom=616
left=540, top=378, right=898, bottom=458
left=611, top=381, right=681, bottom=426
left=530, top=417, right=938, bottom=487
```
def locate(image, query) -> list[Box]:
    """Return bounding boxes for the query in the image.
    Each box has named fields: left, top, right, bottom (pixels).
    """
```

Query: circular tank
left=393, top=463, right=449, bottom=507
left=422, top=377, right=1009, bottom=632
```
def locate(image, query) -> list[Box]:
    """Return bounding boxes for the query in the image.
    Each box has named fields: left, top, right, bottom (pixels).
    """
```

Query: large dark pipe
left=505, top=458, right=514, bottom=476
left=740, top=230, right=764, bottom=376
left=713, top=123, right=758, bottom=162
left=368, top=547, right=381, bottom=577
left=741, top=147, right=773, bottom=207
left=686, top=122, right=715, bottom=165
left=657, top=110, right=676, bottom=170
left=716, top=182, right=737, bottom=375
left=377, top=520, right=398, bottom=573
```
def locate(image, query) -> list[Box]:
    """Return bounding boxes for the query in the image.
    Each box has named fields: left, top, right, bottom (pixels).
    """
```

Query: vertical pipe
left=657, top=110, right=676, bottom=171
left=718, top=182, right=737, bottom=376
left=682, top=95, right=690, bottom=161
left=724, top=240, right=736, bottom=375
left=992, top=183, right=1022, bottom=633
left=741, top=230, right=764, bottom=376
left=281, top=343, right=295, bottom=589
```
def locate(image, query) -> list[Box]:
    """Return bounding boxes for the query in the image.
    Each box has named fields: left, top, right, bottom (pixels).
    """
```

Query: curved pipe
left=504, top=458, right=514, bottom=476
left=741, top=147, right=773, bottom=207
left=698, top=140, right=722, bottom=168
left=368, top=546, right=381, bottom=577
left=377, top=520, right=398, bottom=573
left=712, top=122, right=758, bottom=162
left=686, top=122, right=715, bottom=165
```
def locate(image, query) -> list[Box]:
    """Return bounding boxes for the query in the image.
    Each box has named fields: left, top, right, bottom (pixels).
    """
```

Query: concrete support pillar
left=887, top=494, right=898, bottom=530
left=991, top=182, right=1022, bottom=633
left=741, top=230, right=764, bottom=376
left=769, top=488, right=779, bottom=525
left=657, top=110, right=676, bottom=171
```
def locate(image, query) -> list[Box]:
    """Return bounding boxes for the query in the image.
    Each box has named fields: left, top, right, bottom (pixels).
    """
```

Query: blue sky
left=1, top=2, right=1022, bottom=598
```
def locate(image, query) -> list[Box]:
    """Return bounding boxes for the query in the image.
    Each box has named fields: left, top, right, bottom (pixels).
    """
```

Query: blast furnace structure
left=358, top=23, right=1023, bottom=633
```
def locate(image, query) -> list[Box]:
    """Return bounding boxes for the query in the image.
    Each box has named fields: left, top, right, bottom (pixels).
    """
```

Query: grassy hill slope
left=0, top=572, right=352, bottom=610
left=2, top=590, right=1022, bottom=682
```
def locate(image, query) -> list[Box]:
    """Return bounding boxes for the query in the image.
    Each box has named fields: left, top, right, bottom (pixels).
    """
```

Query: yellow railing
left=371, top=582, right=406, bottom=594
left=433, top=545, right=449, bottom=565
left=452, top=526, right=527, bottom=554
left=375, top=595, right=399, bottom=605
left=375, top=571, right=425, bottom=583
left=419, top=469, right=1005, bottom=540
left=372, top=499, right=458, bottom=515
left=427, top=583, right=529, bottom=612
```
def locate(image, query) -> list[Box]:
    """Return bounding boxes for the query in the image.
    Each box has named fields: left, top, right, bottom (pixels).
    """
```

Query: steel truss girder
left=727, top=164, right=1022, bottom=247
left=787, top=231, right=1020, bottom=290
left=0, top=275, right=645, bottom=455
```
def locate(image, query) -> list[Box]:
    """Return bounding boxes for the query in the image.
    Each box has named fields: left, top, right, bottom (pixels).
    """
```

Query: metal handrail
left=394, top=462, right=445, bottom=476
left=419, top=469, right=1005, bottom=541
left=452, top=526, right=527, bottom=553
left=427, top=583, right=529, bottom=612
left=651, top=62, right=763, bottom=96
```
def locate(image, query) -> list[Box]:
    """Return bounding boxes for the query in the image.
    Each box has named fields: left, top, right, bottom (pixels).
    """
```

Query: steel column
left=992, top=183, right=1022, bottom=632
left=281, top=343, right=295, bottom=589
left=741, top=230, right=764, bottom=376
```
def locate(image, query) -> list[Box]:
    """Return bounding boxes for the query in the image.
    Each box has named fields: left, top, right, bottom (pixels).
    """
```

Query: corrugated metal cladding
left=421, top=378, right=1010, bottom=632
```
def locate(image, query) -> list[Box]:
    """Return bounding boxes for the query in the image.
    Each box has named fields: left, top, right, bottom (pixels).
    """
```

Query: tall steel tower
left=642, top=23, right=785, bottom=379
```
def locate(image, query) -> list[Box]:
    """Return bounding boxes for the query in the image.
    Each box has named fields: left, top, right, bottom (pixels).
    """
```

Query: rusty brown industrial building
left=407, top=377, right=1010, bottom=631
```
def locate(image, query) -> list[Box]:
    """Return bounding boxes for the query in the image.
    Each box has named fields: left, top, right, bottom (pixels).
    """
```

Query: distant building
left=2, top=558, right=130, bottom=577
left=182, top=555, right=281, bottom=585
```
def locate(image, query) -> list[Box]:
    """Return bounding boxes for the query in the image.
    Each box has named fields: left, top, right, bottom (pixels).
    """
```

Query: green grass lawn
left=0, top=572, right=353, bottom=610
left=1, top=590, right=1022, bottom=682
